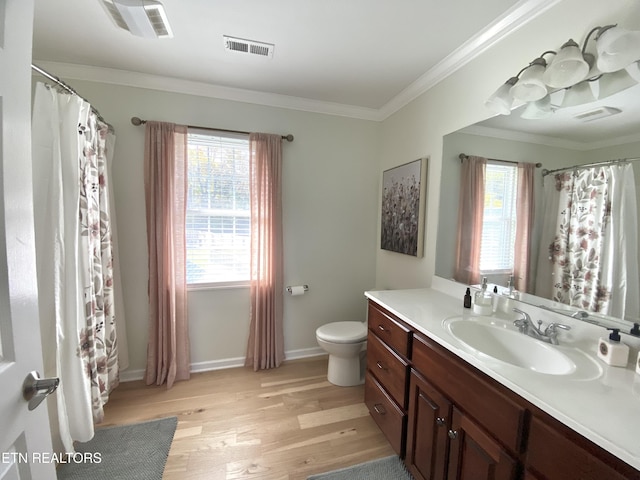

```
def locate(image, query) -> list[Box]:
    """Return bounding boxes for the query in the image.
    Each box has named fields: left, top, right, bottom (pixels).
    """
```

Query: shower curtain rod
left=31, top=64, right=114, bottom=132
left=541, top=157, right=640, bottom=177
left=130, top=116, right=294, bottom=142
left=458, top=153, right=542, bottom=168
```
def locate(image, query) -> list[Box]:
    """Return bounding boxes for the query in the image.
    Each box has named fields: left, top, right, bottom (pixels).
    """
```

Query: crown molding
left=459, top=124, right=640, bottom=152
left=32, top=60, right=385, bottom=121
left=378, top=0, right=563, bottom=119
left=33, top=0, right=559, bottom=122
left=460, top=124, right=588, bottom=150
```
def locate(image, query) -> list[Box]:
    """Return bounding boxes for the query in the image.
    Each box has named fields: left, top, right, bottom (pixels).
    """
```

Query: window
left=186, top=130, right=250, bottom=286
left=479, top=163, right=518, bottom=274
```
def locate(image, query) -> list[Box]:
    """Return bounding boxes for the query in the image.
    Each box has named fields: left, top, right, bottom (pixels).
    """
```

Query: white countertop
left=365, top=281, right=640, bottom=472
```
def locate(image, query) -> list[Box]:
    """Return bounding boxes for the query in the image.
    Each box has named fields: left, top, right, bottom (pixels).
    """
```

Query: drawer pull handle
left=376, top=361, right=387, bottom=371
left=436, top=417, right=446, bottom=427
left=373, top=404, right=386, bottom=415
left=448, top=429, right=458, bottom=440
left=377, top=324, right=387, bottom=332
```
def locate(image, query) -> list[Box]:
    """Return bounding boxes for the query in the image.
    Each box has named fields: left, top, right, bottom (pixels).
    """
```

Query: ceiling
left=32, top=0, right=528, bottom=119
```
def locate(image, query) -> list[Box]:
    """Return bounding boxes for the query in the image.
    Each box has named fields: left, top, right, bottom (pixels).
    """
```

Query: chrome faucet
left=537, top=304, right=589, bottom=321
left=513, top=308, right=571, bottom=345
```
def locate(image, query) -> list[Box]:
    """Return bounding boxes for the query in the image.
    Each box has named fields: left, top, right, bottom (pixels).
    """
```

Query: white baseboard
left=119, top=346, right=326, bottom=382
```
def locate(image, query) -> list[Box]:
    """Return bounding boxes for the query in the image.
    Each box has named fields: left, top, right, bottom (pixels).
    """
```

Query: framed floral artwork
left=380, top=157, right=428, bottom=257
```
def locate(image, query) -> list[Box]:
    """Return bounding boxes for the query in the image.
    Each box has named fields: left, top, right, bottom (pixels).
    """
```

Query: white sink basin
left=443, top=316, right=601, bottom=378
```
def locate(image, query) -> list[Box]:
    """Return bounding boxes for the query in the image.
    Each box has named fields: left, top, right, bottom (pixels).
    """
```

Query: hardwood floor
left=100, top=356, right=395, bottom=479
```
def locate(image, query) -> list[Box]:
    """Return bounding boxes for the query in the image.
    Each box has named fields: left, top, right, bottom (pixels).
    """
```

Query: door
left=447, top=407, right=517, bottom=480
left=0, top=1, right=56, bottom=479
left=406, top=370, right=452, bottom=480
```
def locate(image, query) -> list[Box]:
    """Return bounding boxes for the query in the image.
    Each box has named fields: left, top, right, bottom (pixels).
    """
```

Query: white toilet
left=316, top=321, right=367, bottom=387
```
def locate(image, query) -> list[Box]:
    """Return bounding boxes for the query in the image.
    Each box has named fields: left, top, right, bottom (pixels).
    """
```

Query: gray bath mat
left=57, top=416, right=177, bottom=480
left=307, top=455, right=413, bottom=480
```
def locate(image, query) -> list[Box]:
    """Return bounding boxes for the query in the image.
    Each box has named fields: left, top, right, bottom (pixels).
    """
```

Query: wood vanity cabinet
left=406, top=341, right=520, bottom=480
left=364, top=299, right=640, bottom=480
left=364, top=302, right=411, bottom=456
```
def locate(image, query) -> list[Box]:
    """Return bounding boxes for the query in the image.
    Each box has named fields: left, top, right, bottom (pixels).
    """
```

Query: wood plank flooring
left=99, top=357, right=394, bottom=479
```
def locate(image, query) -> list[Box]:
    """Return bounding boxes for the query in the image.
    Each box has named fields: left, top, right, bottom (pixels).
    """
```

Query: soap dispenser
left=473, top=277, right=493, bottom=315
left=506, top=275, right=520, bottom=300
left=597, top=329, right=629, bottom=367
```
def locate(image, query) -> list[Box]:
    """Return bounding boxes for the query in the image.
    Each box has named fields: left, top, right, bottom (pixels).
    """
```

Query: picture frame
left=380, top=157, right=428, bottom=257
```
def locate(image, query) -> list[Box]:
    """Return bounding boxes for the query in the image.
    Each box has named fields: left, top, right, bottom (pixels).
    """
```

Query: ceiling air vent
left=223, top=36, right=274, bottom=58
left=573, top=106, right=622, bottom=122
left=101, top=0, right=173, bottom=39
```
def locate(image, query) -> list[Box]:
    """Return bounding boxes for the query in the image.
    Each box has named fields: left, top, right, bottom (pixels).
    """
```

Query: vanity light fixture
left=560, top=81, right=596, bottom=108
left=486, top=22, right=640, bottom=117
left=484, top=77, right=518, bottom=115
left=543, top=39, right=590, bottom=88
left=596, top=25, right=640, bottom=73
left=597, top=68, right=639, bottom=99
left=520, top=94, right=554, bottom=119
left=510, top=57, right=549, bottom=101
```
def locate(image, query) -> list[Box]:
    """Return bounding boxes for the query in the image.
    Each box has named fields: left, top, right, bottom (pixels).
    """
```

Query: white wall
left=375, top=0, right=637, bottom=289
left=59, top=81, right=380, bottom=376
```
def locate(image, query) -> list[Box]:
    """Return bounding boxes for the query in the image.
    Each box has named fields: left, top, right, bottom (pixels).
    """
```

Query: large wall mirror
left=436, top=66, right=640, bottom=333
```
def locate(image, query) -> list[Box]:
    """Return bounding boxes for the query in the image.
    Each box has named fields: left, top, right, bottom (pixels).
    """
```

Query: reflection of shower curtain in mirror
left=31, top=82, right=124, bottom=453
left=535, top=164, right=639, bottom=321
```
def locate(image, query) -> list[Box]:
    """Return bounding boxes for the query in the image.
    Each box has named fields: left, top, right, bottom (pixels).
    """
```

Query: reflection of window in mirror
left=480, top=163, right=517, bottom=276
left=454, top=155, right=534, bottom=292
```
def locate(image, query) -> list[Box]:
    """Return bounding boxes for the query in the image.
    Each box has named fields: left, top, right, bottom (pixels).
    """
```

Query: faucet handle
left=545, top=322, right=571, bottom=336
left=513, top=308, right=531, bottom=323
left=512, top=308, right=530, bottom=333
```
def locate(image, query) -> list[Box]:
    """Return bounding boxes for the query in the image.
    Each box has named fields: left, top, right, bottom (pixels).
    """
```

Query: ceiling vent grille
left=101, top=0, right=173, bottom=39
left=224, top=36, right=274, bottom=58
left=573, top=106, right=622, bottom=122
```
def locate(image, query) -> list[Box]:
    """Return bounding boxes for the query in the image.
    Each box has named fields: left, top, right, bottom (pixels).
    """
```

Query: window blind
left=480, top=163, right=518, bottom=273
left=186, top=131, right=250, bottom=285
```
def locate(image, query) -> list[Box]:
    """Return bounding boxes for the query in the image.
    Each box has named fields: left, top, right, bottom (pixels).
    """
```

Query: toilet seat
left=316, top=321, right=367, bottom=344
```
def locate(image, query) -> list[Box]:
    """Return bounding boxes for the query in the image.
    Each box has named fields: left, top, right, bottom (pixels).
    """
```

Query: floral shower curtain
left=32, top=82, right=121, bottom=453
left=535, top=164, right=639, bottom=319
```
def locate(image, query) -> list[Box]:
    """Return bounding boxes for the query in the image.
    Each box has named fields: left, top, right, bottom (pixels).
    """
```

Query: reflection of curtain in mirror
left=454, top=157, right=535, bottom=288
left=535, top=164, right=639, bottom=319
left=514, top=163, right=535, bottom=293
left=454, top=156, right=485, bottom=285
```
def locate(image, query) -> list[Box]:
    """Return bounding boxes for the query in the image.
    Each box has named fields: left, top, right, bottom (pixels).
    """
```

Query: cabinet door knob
left=448, top=429, right=458, bottom=440
left=376, top=361, right=387, bottom=371
left=436, top=417, right=446, bottom=427
left=373, top=404, right=386, bottom=415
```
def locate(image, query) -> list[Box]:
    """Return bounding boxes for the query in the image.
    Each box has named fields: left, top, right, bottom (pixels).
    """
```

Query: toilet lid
left=316, top=321, right=367, bottom=343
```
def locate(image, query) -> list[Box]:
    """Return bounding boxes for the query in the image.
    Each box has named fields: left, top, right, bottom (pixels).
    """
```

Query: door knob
left=22, top=371, right=59, bottom=411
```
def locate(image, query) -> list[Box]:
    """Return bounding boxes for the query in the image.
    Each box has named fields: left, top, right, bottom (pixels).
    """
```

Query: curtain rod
left=31, top=64, right=114, bottom=132
left=130, top=117, right=294, bottom=142
left=458, top=153, right=542, bottom=168
left=541, top=157, right=640, bottom=177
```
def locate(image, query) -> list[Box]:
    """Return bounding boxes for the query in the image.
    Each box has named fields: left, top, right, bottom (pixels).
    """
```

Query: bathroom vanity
left=364, top=281, right=640, bottom=480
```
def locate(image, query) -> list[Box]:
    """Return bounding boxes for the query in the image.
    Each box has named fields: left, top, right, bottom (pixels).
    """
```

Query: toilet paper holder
left=286, top=285, right=309, bottom=294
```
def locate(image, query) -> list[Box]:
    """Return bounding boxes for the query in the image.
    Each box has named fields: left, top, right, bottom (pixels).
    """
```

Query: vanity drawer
left=364, top=370, right=406, bottom=456
left=526, top=415, right=635, bottom=480
left=367, top=331, right=409, bottom=408
left=368, top=301, right=411, bottom=358
left=412, top=333, right=526, bottom=454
